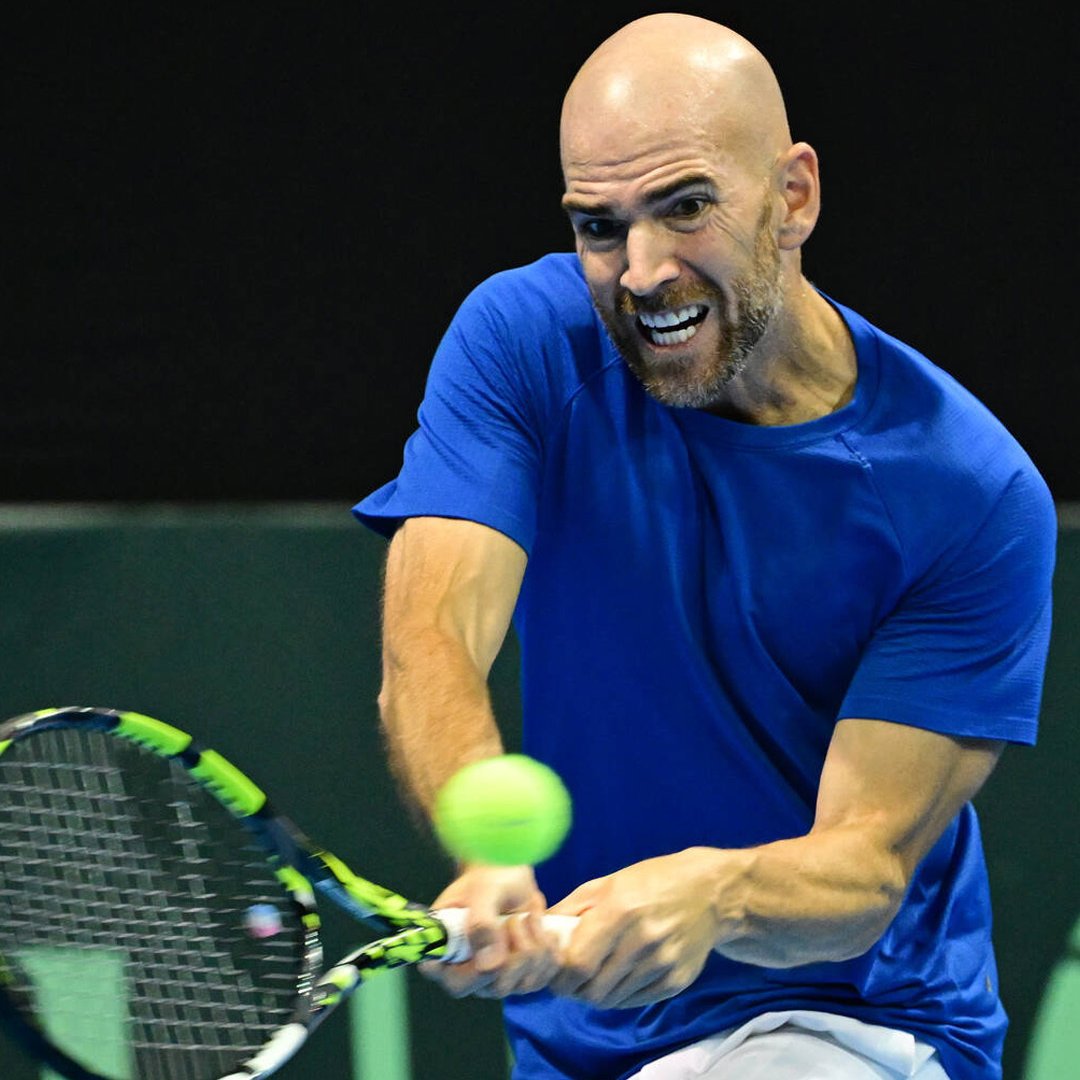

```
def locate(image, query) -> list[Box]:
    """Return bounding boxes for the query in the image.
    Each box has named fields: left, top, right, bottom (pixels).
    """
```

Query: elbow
left=826, top=864, right=908, bottom=962
left=826, top=910, right=899, bottom=962
left=776, top=858, right=909, bottom=967
left=767, top=903, right=903, bottom=968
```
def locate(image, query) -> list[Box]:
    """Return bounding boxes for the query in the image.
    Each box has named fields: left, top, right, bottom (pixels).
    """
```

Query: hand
left=421, top=864, right=564, bottom=999
left=547, top=848, right=724, bottom=1008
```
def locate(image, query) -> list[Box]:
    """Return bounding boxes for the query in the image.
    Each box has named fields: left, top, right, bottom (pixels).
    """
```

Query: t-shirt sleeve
left=352, top=278, right=548, bottom=553
left=839, top=466, right=1057, bottom=744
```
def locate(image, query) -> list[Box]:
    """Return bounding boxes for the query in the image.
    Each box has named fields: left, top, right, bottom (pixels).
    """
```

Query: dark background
left=2, top=9, right=1077, bottom=1077
left=7, top=3, right=1076, bottom=502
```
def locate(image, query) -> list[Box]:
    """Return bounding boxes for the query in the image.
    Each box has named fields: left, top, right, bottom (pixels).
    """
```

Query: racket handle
left=432, top=907, right=579, bottom=964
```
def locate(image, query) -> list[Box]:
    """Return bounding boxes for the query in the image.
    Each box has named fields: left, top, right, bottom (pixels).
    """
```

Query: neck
left=703, top=276, right=857, bottom=426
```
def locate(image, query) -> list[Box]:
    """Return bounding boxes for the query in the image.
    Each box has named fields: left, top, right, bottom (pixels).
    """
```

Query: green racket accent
left=189, top=749, right=267, bottom=816
left=316, top=921, right=451, bottom=1015
left=118, top=711, right=266, bottom=816
left=316, top=969, right=355, bottom=1009
left=276, top=865, right=314, bottom=898
left=116, top=711, right=193, bottom=756
left=360, top=924, right=448, bottom=970
left=271, top=867, right=323, bottom=931
left=0, top=703, right=488, bottom=1080
left=317, top=849, right=436, bottom=929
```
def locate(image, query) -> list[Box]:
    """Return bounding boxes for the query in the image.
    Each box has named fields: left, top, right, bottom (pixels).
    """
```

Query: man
left=353, top=13, right=1056, bottom=1080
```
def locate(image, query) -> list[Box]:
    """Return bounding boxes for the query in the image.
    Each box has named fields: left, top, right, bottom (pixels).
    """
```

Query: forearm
left=378, top=625, right=505, bottom=816
left=550, top=724, right=999, bottom=1007
left=376, top=517, right=526, bottom=816
left=707, top=826, right=907, bottom=967
left=709, top=722, right=1003, bottom=968
left=546, top=834, right=907, bottom=1007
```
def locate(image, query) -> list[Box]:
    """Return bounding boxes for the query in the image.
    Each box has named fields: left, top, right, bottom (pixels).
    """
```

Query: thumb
left=457, top=876, right=516, bottom=970
left=466, top=918, right=507, bottom=971
left=547, top=877, right=604, bottom=918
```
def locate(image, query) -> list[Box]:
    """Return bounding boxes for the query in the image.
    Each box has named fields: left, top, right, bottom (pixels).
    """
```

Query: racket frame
left=0, top=706, right=458, bottom=1080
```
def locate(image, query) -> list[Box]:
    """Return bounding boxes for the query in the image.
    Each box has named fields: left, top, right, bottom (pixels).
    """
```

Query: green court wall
left=0, top=504, right=1075, bottom=1080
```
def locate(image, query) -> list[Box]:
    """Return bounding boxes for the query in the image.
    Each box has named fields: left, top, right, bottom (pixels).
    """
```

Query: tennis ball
left=433, top=754, right=572, bottom=866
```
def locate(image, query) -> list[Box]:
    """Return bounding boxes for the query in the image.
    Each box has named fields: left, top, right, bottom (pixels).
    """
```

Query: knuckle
left=559, top=957, right=593, bottom=983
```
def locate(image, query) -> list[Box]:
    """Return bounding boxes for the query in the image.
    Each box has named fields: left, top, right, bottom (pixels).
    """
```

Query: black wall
left=8, top=3, right=1076, bottom=503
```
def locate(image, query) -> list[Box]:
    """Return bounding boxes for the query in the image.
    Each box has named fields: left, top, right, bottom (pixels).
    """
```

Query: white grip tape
left=220, top=1021, right=308, bottom=1079
left=431, top=907, right=579, bottom=964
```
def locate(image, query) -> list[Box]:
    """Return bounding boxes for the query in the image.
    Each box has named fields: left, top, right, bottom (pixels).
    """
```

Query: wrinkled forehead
left=560, top=72, right=760, bottom=188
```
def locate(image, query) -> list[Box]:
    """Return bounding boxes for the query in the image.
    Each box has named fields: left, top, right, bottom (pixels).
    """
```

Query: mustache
left=616, top=287, right=714, bottom=317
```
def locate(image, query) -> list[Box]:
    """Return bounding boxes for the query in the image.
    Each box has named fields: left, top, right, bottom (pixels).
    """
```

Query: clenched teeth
left=638, top=303, right=707, bottom=345
left=638, top=304, right=704, bottom=329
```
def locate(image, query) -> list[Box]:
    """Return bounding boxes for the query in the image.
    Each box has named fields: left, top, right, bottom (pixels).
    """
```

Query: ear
left=775, top=142, right=820, bottom=251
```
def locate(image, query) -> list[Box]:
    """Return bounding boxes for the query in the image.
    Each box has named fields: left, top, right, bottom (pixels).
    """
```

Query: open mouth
left=637, top=303, right=709, bottom=346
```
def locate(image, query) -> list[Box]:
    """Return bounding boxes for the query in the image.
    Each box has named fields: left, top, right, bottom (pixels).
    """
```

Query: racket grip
left=432, top=907, right=579, bottom=964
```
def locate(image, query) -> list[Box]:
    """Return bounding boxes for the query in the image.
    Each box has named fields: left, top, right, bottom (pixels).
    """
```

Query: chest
left=527, top=391, right=906, bottom=700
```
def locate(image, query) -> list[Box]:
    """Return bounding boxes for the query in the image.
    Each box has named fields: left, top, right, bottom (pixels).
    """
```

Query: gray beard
left=625, top=281, right=781, bottom=409
left=596, top=216, right=784, bottom=409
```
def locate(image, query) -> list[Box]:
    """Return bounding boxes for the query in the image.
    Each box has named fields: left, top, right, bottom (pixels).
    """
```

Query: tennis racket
left=0, top=706, right=576, bottom=1080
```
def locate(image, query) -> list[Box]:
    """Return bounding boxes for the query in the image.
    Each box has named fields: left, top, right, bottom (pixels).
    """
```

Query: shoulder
left=458, top=252, right=596, bottom=333
left=443, top=252, right=617, bottom=408
left=837, top=301, right=1055, bottom=567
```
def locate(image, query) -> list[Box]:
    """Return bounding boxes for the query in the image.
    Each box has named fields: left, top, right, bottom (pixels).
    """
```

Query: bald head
left=561, top=14, right=792, bottom=179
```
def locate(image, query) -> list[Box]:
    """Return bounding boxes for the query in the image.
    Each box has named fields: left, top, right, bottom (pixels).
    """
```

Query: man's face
left=562, top=131, right=786, bottom=409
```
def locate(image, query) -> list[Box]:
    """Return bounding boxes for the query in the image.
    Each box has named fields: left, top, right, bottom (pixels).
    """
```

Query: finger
left=580, top=937, right=699, bottom=1009
left=563, top=944, right=646, bottom=1005
left=547, top=879, right=604, bottom=918
left=549, top=917, right=650, bottom=1000
left=466, top=914, right=552, bottom=999
left=548, top=932, right=610, bottom=996
left=505, top=911, right=543, bottom=950
left=477, top=953, right=557, bottom=999
left=465, top=912, right=514, bottom=972
left=605, top=966, right=690, bottom=1009
left=428, top=913, right=557, bottom=999
left=583, top=960, right=673, bottom=1009
left=516, top=910, right=566, bottom=954
left=494, top=915, right=560, bottom=996
left=610, top=985, right=674, bottom=1009
left=419, top=958, right=499, bottom=999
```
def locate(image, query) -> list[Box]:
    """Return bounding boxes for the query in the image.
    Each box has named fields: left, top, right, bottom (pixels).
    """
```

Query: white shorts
left=629, top=1010, right=951, bottom=1079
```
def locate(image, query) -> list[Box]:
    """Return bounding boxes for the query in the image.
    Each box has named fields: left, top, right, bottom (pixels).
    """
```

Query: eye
left=576, top=218, right=623, bottom=242
left=669, top=195, right=711, bottom=219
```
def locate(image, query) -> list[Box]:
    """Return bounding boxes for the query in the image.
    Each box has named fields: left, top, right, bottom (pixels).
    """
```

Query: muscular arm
left=713, top=719, right=1004, bottom=966
left=378, top=516, right=562, bottom=995
left=550, top=719, right=1004, bottom=1006
left=377, top=515, right=527, bottom=815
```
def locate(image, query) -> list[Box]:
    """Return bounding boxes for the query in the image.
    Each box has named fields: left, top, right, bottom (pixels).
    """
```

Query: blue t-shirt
left=354, top=252, right=1056, bottom=1080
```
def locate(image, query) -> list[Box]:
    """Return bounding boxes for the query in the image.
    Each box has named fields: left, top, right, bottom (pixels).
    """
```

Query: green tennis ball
left=433, top=754, right=572, bottom=866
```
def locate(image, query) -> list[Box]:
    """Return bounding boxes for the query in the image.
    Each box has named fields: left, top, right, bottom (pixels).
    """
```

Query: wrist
left=682, top=845, right=753, bottom=948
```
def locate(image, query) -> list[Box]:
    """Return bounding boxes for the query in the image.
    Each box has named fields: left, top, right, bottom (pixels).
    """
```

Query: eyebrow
left=562, top=173, right=716, bottom=217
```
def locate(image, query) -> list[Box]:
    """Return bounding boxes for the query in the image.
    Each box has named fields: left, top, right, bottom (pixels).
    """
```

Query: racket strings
left=0, top=729, right=307, bottom=1079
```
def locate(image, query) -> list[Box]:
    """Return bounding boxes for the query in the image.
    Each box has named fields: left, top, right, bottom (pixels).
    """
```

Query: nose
left=620, top=221, right=680, bottom=297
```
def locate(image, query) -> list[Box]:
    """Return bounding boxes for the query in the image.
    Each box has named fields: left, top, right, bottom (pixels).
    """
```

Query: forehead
left=560, top=86, right=749, bottom=209
left=562, top=131, right=740, bottom=213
